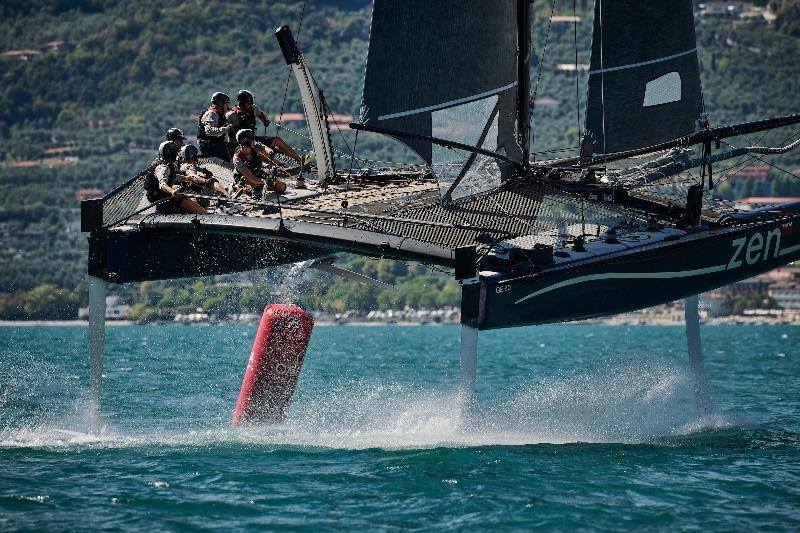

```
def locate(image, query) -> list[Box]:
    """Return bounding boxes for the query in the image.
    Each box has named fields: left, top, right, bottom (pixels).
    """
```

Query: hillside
left=1, top=0, right=800, bottom=318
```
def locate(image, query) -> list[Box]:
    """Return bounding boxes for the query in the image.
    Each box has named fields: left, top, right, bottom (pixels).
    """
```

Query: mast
left=517, top=0, right=531, bottom=171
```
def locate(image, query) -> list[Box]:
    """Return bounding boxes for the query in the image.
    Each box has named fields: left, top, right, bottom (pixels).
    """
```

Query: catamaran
left=82, top=0, right=800, bottom=419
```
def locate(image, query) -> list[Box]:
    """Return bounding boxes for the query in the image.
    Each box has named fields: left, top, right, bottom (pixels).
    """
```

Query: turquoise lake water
left=1, top=324, right=799, bottom=530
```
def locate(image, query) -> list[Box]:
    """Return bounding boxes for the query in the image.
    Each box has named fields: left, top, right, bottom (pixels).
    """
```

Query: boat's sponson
left=465, top=214, right=800, bottom=329
left=86, top=213, right=454, bottom=283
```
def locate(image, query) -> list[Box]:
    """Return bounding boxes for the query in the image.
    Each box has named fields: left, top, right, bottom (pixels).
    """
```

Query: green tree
left=0, top=293, right=26, bottom=320
left=21, top=284, right=78, bottom=319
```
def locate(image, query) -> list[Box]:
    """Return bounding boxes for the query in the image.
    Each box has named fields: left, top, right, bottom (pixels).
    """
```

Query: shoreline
left=2, top=317, right=800, bottom=327
left=0, top=320, right=134, bottom=327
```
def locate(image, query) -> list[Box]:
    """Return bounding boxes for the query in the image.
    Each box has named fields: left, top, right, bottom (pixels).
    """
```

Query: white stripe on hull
left=515, top=264, right=727, bottom=305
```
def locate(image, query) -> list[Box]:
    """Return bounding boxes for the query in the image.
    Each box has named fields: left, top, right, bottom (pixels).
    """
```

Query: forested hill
left=0, top=0, right=377, bottom=298
left=1, top=0, right=800, bottom=318
left=0, top=0, right=372, bottom=155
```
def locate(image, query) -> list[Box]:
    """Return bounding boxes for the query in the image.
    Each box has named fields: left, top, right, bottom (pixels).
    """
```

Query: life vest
left=229, top=105, right=257, bottom=142
left=197, top=105, right=228, bottom=141
left=233, top=145, right=267, bottom=183
left=145, top=158, right=178, bottom=200
left=233, top=105, right=257, bottom=131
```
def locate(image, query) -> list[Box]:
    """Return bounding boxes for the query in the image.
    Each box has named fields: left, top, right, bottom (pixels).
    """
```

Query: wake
left=0, top=359, right=749, bottom=451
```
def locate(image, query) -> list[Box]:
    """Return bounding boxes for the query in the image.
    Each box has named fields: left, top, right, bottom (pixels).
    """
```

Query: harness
left=197, top=105, right=228, bottom=141
left=233, top=145, right=272, bottom=185
left=145, top=158, right=178, bottom=201
left=233, top=105, right=257, bottom=131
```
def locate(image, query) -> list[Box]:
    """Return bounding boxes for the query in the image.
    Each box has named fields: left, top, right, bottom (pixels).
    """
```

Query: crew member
left=165, top=127, right=187, bottom=148
left=232, top=129, right=286, bottom=198
left=227, top=89, right=271, bottom=143
left=227, top=89, right=311, bottom=188
left=178, top=144, right=229, bottom=204
left=145, top=141, right=206, bottom=215
left=198, top=92, right=234, bottom=161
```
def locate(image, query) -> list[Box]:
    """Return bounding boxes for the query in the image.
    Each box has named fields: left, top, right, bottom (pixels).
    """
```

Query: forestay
left=584, top=0, right=705, bottom=157
left=360, top=0, right=522, bottom=200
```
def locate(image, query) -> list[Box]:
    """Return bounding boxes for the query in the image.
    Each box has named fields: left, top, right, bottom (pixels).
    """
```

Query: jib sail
left=584, top=0, right=705, bottom=157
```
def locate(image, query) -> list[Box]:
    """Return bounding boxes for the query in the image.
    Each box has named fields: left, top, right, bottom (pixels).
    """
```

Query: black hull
left=87, top=213, right=453, bottom=284
left=88, top=228, right=327, bottom=283
left=465, top=217, right=800, bottom=329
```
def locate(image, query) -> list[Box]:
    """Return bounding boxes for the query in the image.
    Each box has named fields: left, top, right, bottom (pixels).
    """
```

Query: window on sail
left=643, top=72, right=683, bottom=108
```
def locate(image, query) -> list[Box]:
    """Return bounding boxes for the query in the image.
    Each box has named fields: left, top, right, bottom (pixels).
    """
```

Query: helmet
left=236, top=128, right=255, bottom=144
left=211, top=91, right=230, bottom=105
left=179, top=144, right=199, bottom=161
left=158, top=141, right=179, bottom=161
left=237, top=89, right=254, bottom=104
left=165, top=127, right=186, bottom=142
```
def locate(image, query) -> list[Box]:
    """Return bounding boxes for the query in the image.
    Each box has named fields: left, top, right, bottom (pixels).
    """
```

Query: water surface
left=1, top=325, right=798, bottom=530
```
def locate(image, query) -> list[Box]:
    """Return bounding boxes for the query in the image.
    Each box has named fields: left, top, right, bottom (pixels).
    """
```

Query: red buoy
left=232, top=304, right=314, bottom=426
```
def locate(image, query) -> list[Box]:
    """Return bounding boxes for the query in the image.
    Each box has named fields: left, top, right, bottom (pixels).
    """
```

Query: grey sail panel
left=292, top=57, right=335, bottom=183
left=584, top=0, right=704, bottom=156
left=360, top=0, right=519, bottom=169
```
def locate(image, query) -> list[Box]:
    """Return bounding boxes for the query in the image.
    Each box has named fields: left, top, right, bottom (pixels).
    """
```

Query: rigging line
left=711, top=127, right=778, bottom=188
left=737, top=151, right=800, bottom=182
left=696, top=46, right=709, bottom=126
left=325, top=104, right=357, bottom=162
left=711, top=155, right=760, bottom=188
left=276, top=0, right=309, bottom=137
left=441, top=102, right=501, bottom=203
left=530, top=0, right=559, bottom=159
left=721, top=123, right=800, bottom=153
left=573, top=0, right=582, bottom=154
left=724, top=128, right=800, bottom=153
left=598, top=0, right=608, bottom=164
left=272, top=121, right=412, bottom=167
left=432, top=146, right=487, bottom=229
left=719, top=130, right=800, bottom=180
left=345, top=128, right=360, bottom=214
left=348, top=129, right=360, bottom=180
left=714, top=130, right=800, bottom=188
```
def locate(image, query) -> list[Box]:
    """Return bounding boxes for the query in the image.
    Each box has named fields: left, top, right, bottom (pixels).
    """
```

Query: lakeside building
left=174, top=309, right=210, bottom=323
left=769, top=281, right=800, bottom=309
left=75, top=189, right=104, bottom=203
left=78, top=296, right=131, bottom=320
left=734, top=196, right=800, bottom=211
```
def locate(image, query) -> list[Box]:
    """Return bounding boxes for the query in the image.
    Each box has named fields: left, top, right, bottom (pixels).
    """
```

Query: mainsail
left=584, top=0, right=705, bottom=157
left=360, top=0, right=523, bottom=200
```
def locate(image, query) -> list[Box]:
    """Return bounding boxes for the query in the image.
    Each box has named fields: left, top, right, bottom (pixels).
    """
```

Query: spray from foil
left=0, top=355, right=745, bottom=451
left=277, top=259, right=315, bottom=304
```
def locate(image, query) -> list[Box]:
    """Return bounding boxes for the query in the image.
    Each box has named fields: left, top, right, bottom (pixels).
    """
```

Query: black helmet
left=211, top=91, right=230, bottom=105
left=158, top=141, right=179, bottom=161
left=165, top=127, right=187, bottom=142
left=237, top=89, right=254, bottom=104
left=179, top=144, right=199, bottom=161
left=236, top=128, right=255, bottom=144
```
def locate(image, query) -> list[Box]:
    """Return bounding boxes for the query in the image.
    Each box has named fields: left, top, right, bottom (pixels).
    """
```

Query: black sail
left=360, top=0, right=520, bottom=199
left=584, top=1, right=704, bottom=157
